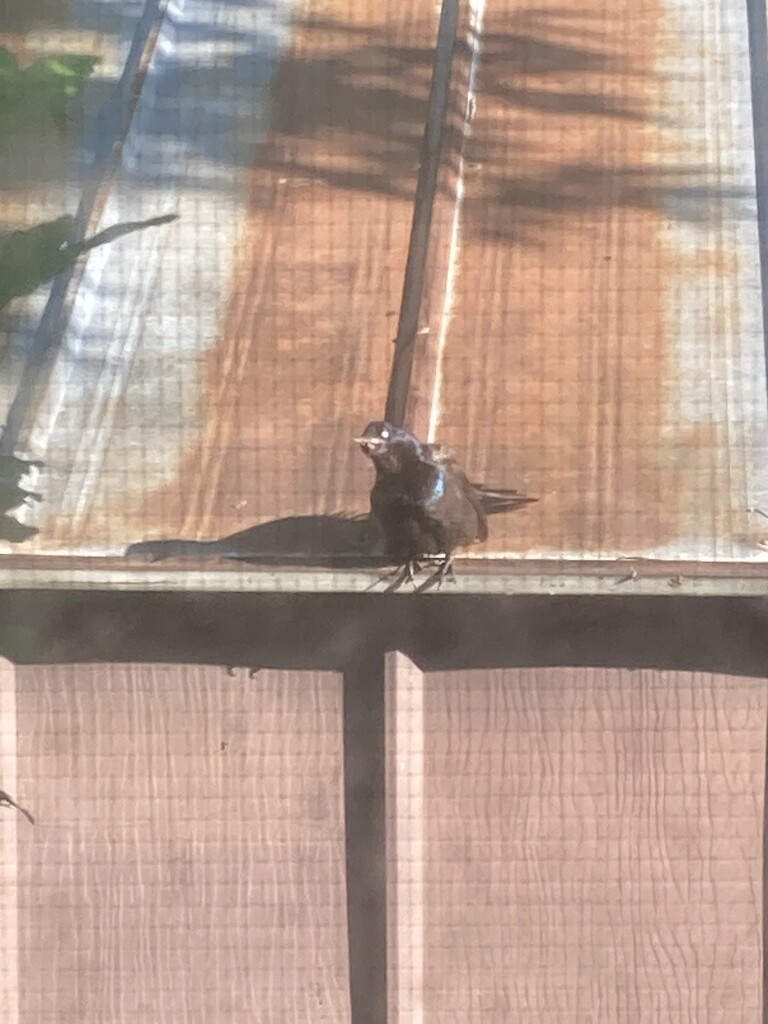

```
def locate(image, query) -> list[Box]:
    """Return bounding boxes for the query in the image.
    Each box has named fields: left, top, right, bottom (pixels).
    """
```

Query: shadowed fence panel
left=6, top=658, right=767, bottom=1022
left=423, top=667, right=766, bottom=1023
left=14, top=663, right=349, bottom=1024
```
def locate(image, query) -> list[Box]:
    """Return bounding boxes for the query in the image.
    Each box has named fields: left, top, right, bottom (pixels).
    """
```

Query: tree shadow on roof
left=0, top=6, right=750, bottom=238
left=252, top=7, right=751, bottom=241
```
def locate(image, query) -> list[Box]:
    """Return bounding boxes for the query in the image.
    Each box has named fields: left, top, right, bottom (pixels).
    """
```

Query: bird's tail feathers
left=475, top=485, right=537, bottom=515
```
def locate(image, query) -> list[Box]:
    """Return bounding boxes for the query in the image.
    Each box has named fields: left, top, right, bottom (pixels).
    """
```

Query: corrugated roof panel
left=0, top=0, right=162, bottom=421
left=1, top=0, right=767, bottom=587
left=10, top=0, right=440, bottom=555
left=432, top=0, right=768, bottom=561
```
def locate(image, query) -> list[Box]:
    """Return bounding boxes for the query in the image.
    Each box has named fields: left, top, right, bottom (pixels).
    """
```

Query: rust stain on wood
left=430, top=0, right=745, bottom=558
left=145, top=0, right=441, bottom=542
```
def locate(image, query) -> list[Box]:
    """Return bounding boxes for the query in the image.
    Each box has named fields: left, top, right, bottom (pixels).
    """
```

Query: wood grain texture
left=343, top=655, right=388, bottom=1024
left=431, top=0, right=768, bottom=561
left=8, top=659, right=767, bottom=1022
left=117, top=0, right=442, bottom=546
left=0, top=658, right=19, bottom=1024
left=386, top=652, right=425, bottom=1024
left=15, top=664, right=349, bottom=1024
left=424, top=667, right=766, bottom=1023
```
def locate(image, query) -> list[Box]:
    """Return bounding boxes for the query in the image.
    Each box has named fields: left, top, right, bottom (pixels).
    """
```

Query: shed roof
left=1, top=0, right=767, bottom=593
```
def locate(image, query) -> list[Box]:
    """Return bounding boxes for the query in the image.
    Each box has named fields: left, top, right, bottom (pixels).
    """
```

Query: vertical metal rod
left=384, top=0, right=461, bottom=427
left=763, top=683, right=768, bottom=1024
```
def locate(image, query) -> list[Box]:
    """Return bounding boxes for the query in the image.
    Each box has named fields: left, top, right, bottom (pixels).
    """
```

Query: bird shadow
left=123, top=494, right=532, bottom=571
left=124, top=513, right=388, bottom=569
left=252, top=6, right=752, bottom=243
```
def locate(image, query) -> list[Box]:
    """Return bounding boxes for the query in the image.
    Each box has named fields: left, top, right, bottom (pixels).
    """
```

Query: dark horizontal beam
left=2, top=589, right=768, bottom=679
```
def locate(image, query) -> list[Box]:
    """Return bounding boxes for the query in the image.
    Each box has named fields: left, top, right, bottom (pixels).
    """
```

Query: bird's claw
left=367, top=560, right=423, bottom=592
left=436, top=556, right=456, bottom=583
left=404, top=560, right=422, bottom=583
left=415, top=555, right=457, bottom=593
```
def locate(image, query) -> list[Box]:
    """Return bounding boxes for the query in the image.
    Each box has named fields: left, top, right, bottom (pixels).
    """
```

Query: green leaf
left=0, top=47, right=19, bottom=75
left=43, top=55, right=98, bottom=79
left=0, top=48, right=97, bottom=136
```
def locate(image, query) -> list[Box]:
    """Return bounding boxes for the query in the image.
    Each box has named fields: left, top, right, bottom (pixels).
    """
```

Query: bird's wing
left=428, top=442, right=537, bottom=518
left=425, top=444, right=488, bottom=541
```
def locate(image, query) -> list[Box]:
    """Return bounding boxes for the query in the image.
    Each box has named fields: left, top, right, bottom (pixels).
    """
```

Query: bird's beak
left=353, top=435, right=384, bottom=455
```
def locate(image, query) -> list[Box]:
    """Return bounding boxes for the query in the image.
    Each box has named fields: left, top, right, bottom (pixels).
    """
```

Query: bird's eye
left=380, top=428, right=390, bottom=439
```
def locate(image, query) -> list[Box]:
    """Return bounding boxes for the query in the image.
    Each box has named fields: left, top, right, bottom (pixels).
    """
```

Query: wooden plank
left=15, top=663, right=350, bottom=1023
left=15, top=0, right=442, bottom=555
left=424, top=667, right=766, bottom=1022
left=386, top=652, right=425, bottom=1024
left=6, top=0, right=768, bottom=574
left=0, top=659, right=18, bottom=1024
left=430, top=0, right=768, bottom=561
left=16, top=0, right=300, bottom=551
left=343, top=655, right=388, bottom=1024
left=2, top=556, right=768, bottom=595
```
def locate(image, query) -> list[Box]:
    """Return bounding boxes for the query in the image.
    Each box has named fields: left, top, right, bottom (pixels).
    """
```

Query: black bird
left=0, top=789, right=34, bottom=825
left=354, top=420, right=536, bottom=587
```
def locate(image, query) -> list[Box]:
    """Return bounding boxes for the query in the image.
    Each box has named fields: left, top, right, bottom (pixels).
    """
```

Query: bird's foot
left=386, top=560, right=423, bottom=592
left=436, top=555, right=456, bottom=583
left=403, top=560, right=422, bottom=584
left=367, top=561, right=423, bottom=592
left=416, top=554, right=457, bottom=593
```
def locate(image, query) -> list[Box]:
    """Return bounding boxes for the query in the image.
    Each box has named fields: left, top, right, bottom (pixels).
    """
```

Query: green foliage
left=0, top=46, right=97, bottom=136
left=0, top=212, right=178, bottom=311
left=0, top=216, right=77, bottom=310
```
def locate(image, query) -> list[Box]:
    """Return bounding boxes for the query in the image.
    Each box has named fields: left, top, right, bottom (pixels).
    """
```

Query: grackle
left=0, top=789, right=34, bottom=824
left=354, top=420, right=536, bottom=588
